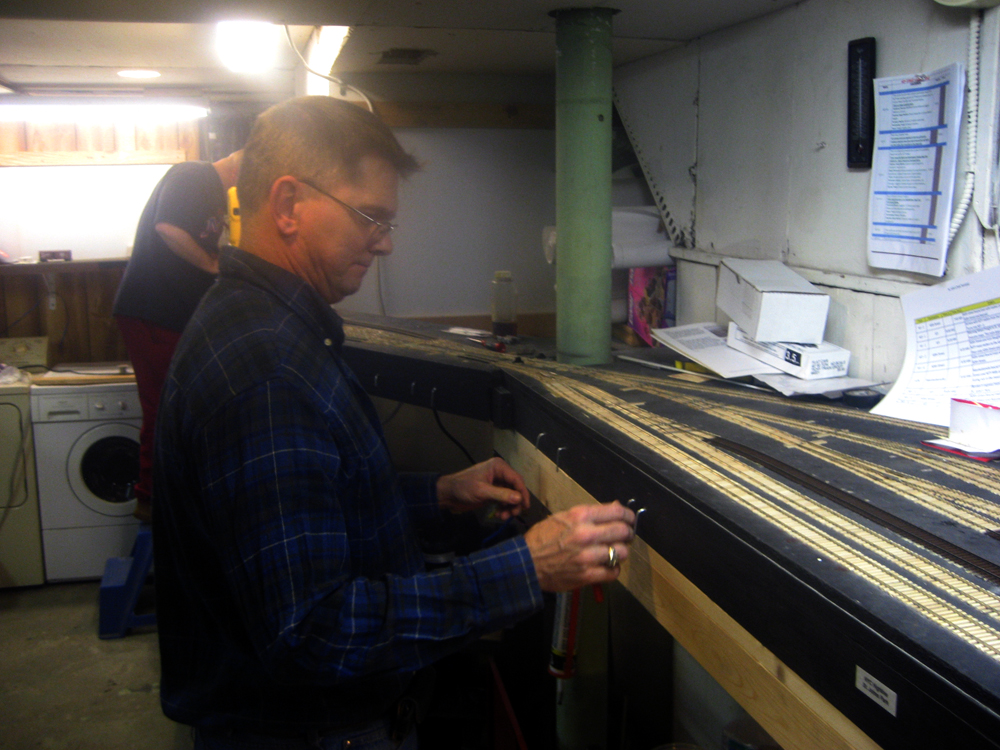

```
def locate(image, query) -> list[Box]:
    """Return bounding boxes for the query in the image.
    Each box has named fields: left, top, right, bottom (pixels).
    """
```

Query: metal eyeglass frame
left=297, top=177, right=397, bottom=238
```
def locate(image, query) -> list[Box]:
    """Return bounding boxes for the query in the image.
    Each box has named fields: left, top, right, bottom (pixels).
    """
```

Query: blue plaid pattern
left=153, top=247, right=542, bottom=734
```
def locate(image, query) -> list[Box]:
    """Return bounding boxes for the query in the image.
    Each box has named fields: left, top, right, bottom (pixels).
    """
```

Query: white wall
left=615, top=0, right=1000, bottom=380
left=0, top=164, right=171, bottom=262
left=336, top=127, right=558, bottom=318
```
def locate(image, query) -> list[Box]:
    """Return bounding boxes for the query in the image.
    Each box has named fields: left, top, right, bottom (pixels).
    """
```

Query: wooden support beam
left=493, top=428, right=883, bottom=750
left=372, top=102, right=554, bottom=129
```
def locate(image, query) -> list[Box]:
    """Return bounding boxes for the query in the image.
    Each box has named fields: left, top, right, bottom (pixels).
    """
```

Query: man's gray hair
left=237, top=96, right=419, bottom=219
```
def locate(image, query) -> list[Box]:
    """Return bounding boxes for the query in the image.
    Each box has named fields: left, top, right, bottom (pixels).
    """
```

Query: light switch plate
left=0, top=337, right=49, bottom=368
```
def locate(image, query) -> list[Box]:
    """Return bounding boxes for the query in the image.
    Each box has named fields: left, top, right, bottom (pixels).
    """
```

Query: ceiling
left=0, top=1, right=799, bottom=102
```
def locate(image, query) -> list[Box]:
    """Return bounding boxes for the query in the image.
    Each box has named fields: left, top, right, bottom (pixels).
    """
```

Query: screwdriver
left=467, top=337, right=506, bottom=352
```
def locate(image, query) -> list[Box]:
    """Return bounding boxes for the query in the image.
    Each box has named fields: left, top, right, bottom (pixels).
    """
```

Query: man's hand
left=524, top=501, right=636, bottom=592
left=436, top=457, right=530, bottom=520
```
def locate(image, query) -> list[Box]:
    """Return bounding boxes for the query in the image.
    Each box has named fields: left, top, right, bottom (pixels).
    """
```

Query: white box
left=727, top=323, right=850, bottom=380
left=716, top=258, right=829, bottom=344
left=949, top=399, right=1000, bottom=452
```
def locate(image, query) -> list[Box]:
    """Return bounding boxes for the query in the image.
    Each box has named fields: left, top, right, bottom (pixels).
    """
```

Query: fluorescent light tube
left=306, top=26, right=351, bottom=95
left=118, top=70, right=162, bottom=79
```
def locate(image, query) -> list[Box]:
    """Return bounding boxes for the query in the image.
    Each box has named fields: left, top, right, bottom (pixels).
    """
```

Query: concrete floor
left=0, top=581, right=191, bottom=750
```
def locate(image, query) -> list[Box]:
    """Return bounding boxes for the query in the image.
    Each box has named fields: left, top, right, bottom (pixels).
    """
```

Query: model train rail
left=343, top=321, right=1000, bottom=750
left=707, top=435, right=1000, bottom=587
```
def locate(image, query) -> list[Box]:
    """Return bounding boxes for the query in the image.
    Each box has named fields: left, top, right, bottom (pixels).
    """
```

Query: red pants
left=116, top=316, right=182, bottom=508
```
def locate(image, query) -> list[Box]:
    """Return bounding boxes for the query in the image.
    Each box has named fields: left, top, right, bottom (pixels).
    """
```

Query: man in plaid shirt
left=153, top=96, right=635, bottom=750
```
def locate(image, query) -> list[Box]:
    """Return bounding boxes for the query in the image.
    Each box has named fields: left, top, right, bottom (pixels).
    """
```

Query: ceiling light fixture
left=283, top=25, right=372, bottom=111
left=117, top=70, right=162, bottom=80
left=305, top=26, right=351, bottom=96
left=217, top=20, right=281, bottom=73
left=0, top=100, right=209, bottom=124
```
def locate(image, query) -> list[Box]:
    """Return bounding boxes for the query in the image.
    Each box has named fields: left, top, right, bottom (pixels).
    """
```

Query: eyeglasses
left=298, top=177, right=397, bottom=239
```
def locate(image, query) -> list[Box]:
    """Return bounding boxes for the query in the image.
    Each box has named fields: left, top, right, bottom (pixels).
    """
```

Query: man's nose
left=371, top=232, right=393, bottom=256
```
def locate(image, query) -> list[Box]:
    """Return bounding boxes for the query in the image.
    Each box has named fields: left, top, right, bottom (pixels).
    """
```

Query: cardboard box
left=0, top=337, right=48, bottom=369
left=627, top=266, right=676, bottom=346
left=727, top=323, right=850, bottom=379
left=716, top=258, right=829, bottom=344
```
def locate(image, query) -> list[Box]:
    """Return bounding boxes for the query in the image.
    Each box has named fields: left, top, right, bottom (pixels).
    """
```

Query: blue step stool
left=99, top=523, right=156, bottom=639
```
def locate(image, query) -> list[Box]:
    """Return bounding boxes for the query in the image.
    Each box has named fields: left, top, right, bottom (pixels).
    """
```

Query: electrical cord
left=283, top=25, right=374, bottom=112
left=1, top=282, right=66, bottom=344
left=282, top=26, right=391, bottom=318
left=376, top=257, right=388, bottom=316
left=380, top=400, right=404, bottom=426
left=948, top=11, right=982, bottom=253
left=33, top=275, right=69, bottom=348
left=0, top=402, right=31, bottom=534
left=56, top=293, right=69, bottom=349
left=1, top=300, right=41, bottom=337
left=379, top=399, right=474, bottom=464
left=282, top=25, right=390, bottom=315
left=432, top=408, right=476, bottom=466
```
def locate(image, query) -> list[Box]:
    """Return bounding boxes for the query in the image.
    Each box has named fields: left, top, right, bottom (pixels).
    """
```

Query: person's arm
left=523, top=501, right=635, bottom=591
left=434, top=457, right=635, bottom=590
left=155, top=222, right=219, bottom=273
left=196, top=374, right=635, bottom=685
left=436, top=457, right=530, bottom=520
left=195, top=378, right=544, bottom=686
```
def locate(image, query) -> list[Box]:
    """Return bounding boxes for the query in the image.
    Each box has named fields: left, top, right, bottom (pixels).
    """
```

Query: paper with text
left=651, top=323, right=780, bottom=379
left=870, top=266, right=1000, bottom=426
left=867, top=63, right=964, bottom=277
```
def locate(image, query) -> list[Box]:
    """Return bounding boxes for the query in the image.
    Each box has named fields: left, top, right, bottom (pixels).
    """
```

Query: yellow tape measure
left=227, top=186, right=241, bottom=247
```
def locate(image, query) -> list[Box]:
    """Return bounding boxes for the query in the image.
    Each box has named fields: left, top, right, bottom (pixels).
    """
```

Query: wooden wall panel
left=134, top=123, right=180, bottom=152
left=1, top=276, right=42, bottom=338
left=0, top=122, right=26, bottom=153
left=159, top=123, right=179, bottom=151
left=26, top=123, right=77, bottom=152
left=76, top=123, right=117, bottom=152
left=0, top=113, right=200, bottom=366
left=0, top=265, right=130, bottom=367
left=114, top=122, right=137, bottom=152
left=85, top=267, right=127, bottom=361
left=0, top=120, right=197, bottom=164
left=179, top=120, right=200, bottom=161
left=134, top=124, right=156, bottom=152
left=46, top=272, right=90, bottom=364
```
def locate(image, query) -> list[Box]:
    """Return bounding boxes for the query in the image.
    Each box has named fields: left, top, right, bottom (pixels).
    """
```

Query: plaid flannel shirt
left=153, top=247, right=542, bottom=734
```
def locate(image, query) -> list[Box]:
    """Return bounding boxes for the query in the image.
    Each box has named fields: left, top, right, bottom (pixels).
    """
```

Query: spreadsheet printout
left=872, top=265, right=1000, bottom=426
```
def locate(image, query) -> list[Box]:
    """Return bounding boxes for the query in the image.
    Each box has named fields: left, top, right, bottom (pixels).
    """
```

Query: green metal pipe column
left=553, top=7, right=615, bottom=366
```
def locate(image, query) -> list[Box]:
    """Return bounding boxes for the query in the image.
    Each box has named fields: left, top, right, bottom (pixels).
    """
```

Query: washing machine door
left=67, top=422, right=140, bottom=517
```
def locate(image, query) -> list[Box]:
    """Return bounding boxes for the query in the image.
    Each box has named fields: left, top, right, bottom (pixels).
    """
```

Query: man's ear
left=269, top=176, right=301, bottom=238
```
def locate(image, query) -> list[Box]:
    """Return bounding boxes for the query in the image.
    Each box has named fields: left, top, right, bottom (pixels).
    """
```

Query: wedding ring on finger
left=606, top=544, right=619, bottom=569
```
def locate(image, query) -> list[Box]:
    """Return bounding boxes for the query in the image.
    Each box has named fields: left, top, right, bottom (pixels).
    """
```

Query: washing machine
left=0, top=376, right=45, bottom=588
left=31, top=378, right=141, bottom=581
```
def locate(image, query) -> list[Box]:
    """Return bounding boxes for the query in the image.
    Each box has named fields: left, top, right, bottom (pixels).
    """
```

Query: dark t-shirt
left=113, top=161, right=226, bottom=332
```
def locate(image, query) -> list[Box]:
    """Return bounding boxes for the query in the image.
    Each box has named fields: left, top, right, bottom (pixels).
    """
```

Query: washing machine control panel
left=89, top=392, right=140, bottom=419
left=33, top=393, right=89, bottom=422
left=32, top=383, right=141, bottom=424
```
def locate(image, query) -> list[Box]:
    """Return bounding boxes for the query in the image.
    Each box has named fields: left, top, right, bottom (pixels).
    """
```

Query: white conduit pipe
left=948, top=12, right=982, bottom=256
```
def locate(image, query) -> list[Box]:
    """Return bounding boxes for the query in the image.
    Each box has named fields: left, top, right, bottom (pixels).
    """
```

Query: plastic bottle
left=490, top=270, right=517, bottom=337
